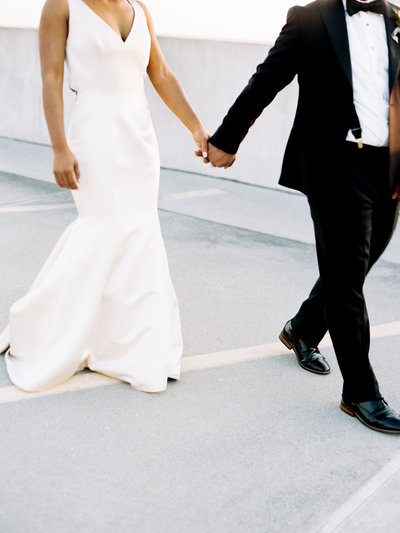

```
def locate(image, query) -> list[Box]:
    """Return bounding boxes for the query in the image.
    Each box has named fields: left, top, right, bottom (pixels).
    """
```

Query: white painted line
left=317, top=452, right=400, bottom=533
left=1, top=320, right=400, bottom=404
left=181, top=342, right=286, bottom=372
left=0, top=373, right=119, bottom=404
left=0, top=203, right=75, bottom=213
left=0, top=344, right=287, bottom=404
left=159, top=188, right=225, bottom=201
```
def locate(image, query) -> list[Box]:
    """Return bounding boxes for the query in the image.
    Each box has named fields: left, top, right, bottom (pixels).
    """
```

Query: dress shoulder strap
left=130, top=0, right=146, bottom=18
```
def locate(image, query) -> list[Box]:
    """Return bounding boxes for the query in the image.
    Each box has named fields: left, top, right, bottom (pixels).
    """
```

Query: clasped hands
left=192, top=129, right=236, bottom=169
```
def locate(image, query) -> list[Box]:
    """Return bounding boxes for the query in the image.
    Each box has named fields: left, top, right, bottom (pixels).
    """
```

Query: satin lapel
left=318, top=0, right=353, bottom=88
left=384, top=2, right=400, bottom=92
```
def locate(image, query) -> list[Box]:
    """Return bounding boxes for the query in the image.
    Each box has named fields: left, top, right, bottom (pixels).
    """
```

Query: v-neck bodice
left=79, top=0, right=136, bottom=43
left=66, top=0, right=150, bottom=95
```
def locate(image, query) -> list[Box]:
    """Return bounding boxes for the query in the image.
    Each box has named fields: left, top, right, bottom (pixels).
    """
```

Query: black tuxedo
left=210, top=0, right=400, bottom=402
left=210, top=0, right=400, bottom=199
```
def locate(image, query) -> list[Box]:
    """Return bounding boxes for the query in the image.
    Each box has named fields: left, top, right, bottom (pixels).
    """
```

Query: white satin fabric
left=0, top=0, right=183, bottom=392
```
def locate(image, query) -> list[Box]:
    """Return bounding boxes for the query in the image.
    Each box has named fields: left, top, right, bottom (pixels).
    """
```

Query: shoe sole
left=279, top=332, right=330, bottom=375
left=340, top=401, right=400, bottom=435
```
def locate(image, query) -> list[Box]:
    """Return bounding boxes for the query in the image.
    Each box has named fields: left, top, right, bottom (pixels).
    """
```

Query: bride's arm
left=139, top=1, right=209, bottom=160
left=39, top=0, right=80, bottom=189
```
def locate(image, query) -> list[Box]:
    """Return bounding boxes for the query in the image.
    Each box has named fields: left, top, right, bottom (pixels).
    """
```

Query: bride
left=0, top=0, right=209, bottom=392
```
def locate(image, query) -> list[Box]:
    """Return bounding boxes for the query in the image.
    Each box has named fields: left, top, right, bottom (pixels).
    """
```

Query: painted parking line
left=317, top=452, right=400, bottom=533
left=0, top=320, right=400, bottom=405
left=0, top=373, right=119, bottom=404
left=0, top=344, right=285, bottom=404
left=0, top=189, right=226, bottom=214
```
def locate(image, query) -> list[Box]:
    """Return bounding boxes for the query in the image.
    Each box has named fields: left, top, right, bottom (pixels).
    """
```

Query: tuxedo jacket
left=209, top=0, right=400, bottom=198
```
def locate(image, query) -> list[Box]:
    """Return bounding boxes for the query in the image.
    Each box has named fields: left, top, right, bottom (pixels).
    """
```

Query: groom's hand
left=392, top=185, right=400, bottom=201
left=208, top=142, right=236, bottom=169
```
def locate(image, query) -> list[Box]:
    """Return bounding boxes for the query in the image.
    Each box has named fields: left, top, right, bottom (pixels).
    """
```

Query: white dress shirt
left=343, top=0, right=390, bottom=146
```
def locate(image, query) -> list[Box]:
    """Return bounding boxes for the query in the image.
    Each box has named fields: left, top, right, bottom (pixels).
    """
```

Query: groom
left=204, top=0, right=400, bottom=433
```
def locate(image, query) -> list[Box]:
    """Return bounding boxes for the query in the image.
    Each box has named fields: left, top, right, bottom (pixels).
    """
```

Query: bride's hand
left=192, top=126, right=210, bottom=164
left=53, top=148, right=80, bottom=190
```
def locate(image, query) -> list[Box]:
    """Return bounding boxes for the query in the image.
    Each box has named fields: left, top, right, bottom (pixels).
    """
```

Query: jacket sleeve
left=209, top=7, right=301, bottom=154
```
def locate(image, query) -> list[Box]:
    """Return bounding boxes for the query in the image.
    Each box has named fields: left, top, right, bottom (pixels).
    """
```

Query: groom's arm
left=209, top=7, right=301, bottom=159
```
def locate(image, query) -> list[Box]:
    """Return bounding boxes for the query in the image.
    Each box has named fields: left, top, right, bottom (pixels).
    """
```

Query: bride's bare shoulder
left=41, top=0, right=69, bottom=22
left=40, top=0, right=69, bottom=43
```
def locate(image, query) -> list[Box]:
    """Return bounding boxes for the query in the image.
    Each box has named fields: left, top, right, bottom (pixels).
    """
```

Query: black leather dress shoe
left=340, top=398, right=400, bottom=434
left=279, top=320, right=330, bottom=374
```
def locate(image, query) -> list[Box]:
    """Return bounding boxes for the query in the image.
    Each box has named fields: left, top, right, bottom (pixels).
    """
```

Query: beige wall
left=0, top=27, right=298, bottom=189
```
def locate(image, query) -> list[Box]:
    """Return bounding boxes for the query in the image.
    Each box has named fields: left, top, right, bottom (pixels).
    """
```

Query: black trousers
left=291, top=142, right=399, bottom=402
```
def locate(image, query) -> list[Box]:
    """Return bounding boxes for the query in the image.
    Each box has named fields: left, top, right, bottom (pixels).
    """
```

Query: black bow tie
left=346, top=0, right=385, bottom=16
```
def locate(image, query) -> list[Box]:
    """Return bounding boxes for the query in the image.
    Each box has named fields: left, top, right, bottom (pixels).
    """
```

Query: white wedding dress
left=0, top=0, right=183, bottom=392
